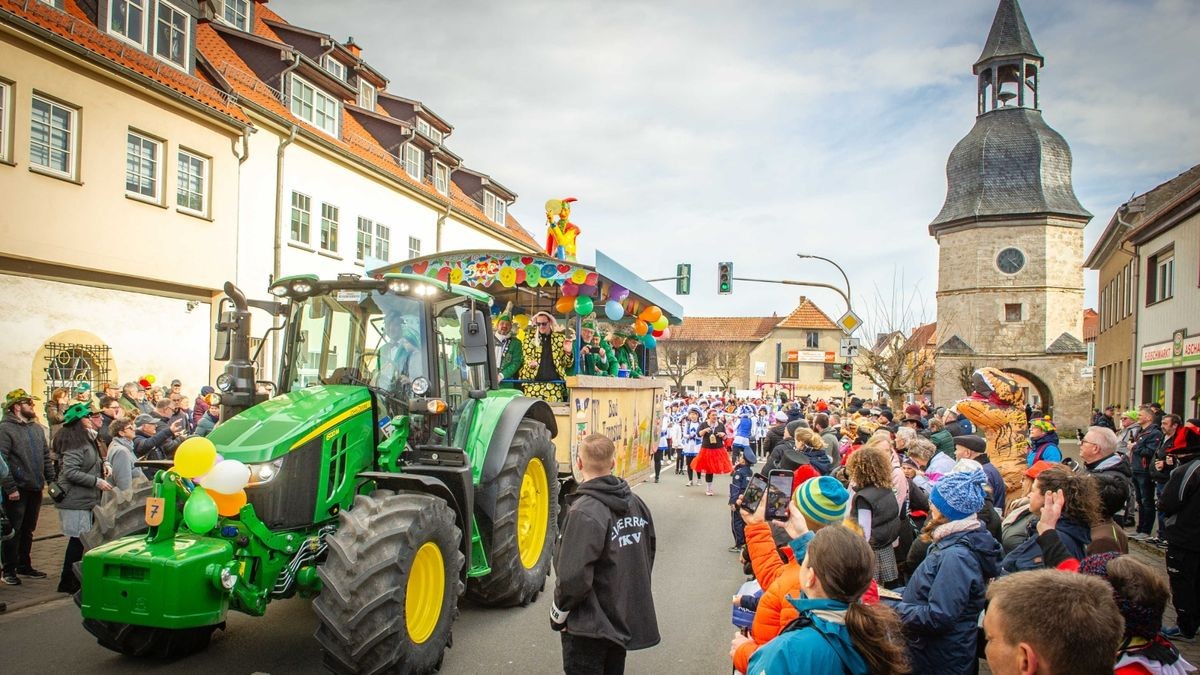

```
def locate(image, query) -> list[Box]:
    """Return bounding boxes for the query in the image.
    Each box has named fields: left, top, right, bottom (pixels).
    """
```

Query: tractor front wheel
left=467, top=418, right=559, bottom=607
left=314, top=490, right=464, bottom=675
left=77, top=478, right=223, bottom=658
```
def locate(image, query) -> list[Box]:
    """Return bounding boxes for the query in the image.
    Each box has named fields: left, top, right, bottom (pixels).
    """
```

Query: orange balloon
left=633, top=320, right=649, bottom=336
left=638, top=306, right=662, bottom=324
left=554, top=296, right=575, bottom=314
left=209, top=489, right=247, bottom=517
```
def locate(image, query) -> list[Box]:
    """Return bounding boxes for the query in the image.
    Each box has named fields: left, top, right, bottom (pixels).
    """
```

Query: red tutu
left=690, top=447, right=733, bottom=475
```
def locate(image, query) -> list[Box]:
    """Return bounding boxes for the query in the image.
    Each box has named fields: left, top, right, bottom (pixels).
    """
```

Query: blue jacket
left=747, top=597, right=870, bottom=675
left=1000, top=517, right=1091, bottom=573
left=803, top=448, right=832, bottom=476
left=1026, top=431, right=1062, bottom=466
left=894, top=526, right=1000, bottom=674
left=977, top=455, right=1007, bottom=508
left=729, top=463, right=752, bottom=505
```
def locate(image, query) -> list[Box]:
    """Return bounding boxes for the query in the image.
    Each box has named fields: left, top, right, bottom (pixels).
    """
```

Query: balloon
left=642, top=335, right=657, bottom=349
left=514, top=314, right=530, bottom=328
left=555, top=296, right=575, bottom=314
left=138, top=378, right=151, bottom=389
left=561, top=281, right=579, bottom=297
left=604, top=300, right=625, bottom=321
left=183, top=487, right=219, bottom=534
left=633, top=320, right=648, bottom=336
left=147, top=374, right=157, bottom=384
left=609, top=285, right=629, bottom=302
left=570, top=269, right=588, bottom=284
left=209, top=489, right=248, bottom=517
left=579, top=284, right=597, bottom=297
left=498, top=267, right=516, bottom=288
left=651, top=328, right=664, bottom=338
left=201, top=459, right=251, bottom=494
left=639, top=306, right=662, bottom=324
left=173, top=437, right=217, bottom=479
left=525, top=264, right=541, bottom=285
left=490, top=304, right=501, bottom=316
left=652, top=316, right=669, bottom=332
left=574, top=296, right=594, bottom=316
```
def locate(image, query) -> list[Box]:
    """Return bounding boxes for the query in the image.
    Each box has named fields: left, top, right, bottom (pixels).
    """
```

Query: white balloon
left=202, top=459, right=251, bottom=495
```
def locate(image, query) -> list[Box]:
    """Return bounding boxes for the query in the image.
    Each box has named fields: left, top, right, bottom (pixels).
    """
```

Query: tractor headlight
left=216, top=373, right=235, bottom=392
left=386, top=278, right=410, bottom=294
left=411, top=376, right=430, bottom=396
left=291, top=280, right=313, bottom=295
left=246, top=458, right=284, bottom=485
left=268, top=284, right=290, bottom=297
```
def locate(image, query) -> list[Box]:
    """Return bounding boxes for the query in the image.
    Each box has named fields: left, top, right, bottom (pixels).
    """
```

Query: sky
left=282, top=0, right=1199, bottom=337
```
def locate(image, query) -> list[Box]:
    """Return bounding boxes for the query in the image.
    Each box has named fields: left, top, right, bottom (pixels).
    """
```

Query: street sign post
left=838, top=337, right=861, bottom=359
left=836, top=310, right=862, bottom=335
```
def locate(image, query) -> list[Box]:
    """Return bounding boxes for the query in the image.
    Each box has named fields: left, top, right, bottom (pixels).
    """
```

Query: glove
left=550, top=602, right=569, bottom=632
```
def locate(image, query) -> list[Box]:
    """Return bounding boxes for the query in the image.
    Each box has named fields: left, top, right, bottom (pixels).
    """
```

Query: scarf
left=932, top=514, right=981, bottom=542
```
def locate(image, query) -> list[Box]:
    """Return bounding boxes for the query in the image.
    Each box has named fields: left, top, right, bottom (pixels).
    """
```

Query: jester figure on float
left=544, top=197, right=581, bottom=261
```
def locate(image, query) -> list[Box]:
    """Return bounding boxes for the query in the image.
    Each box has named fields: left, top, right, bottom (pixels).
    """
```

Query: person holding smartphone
left=692, top=409, right=733, bottom=495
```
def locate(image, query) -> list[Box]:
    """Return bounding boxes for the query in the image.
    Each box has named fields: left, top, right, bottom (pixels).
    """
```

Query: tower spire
left=974, top=0, right=1044, bottom=114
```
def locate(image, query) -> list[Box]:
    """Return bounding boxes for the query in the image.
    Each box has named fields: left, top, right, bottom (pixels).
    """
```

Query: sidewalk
left=2, top=501, right=69, bottom=613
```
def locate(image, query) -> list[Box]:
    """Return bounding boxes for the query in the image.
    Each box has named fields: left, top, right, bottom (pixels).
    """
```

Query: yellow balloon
left=450, top=267, right=464, bottom=284
left=652, top=316, right=669, bottom=330
left=570, top=269, right=588, bottom=284
left=174, top=437, right=217, bottom=479
left=514, top=314, right=530, bottom=328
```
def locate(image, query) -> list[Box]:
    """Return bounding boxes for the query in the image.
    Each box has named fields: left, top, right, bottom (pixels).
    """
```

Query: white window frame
left=108, top=0, right=148, bottom=49
left=217, top=0, right=248, bottom=31
left=38, top=0, right=65, bottom=8
left=30, top=94, right=78, bottom=179
left=403, top=144, right=423, bottom=181
left=1154, top=255, right=1174, bottom=303
left=375, top=222, right=390, bottom=261
left=321, top=55, right=346, bottom=82
left=805, top=331, right=819, bottom=349
left=356, top=217, right=373, bottom=262
left=289, top=74, right=340, bottom=138
left=0, top=81, right=11, bottom=164
left=484, top=191, right=506, bottom=224
left=125, top=129, right=163, bottom=202
left=175, top=148, right=209, bottom=216
left=357, top=79, right=377, bottom=110
left=320, top=203, right=339, bottom=253
left=290, top=191, right=311, bottom=245
left=407, top=236, right=421, bottom=260
left=433, top=161, right=449, bottom=195
left=153, top=0, right=189, bottom=71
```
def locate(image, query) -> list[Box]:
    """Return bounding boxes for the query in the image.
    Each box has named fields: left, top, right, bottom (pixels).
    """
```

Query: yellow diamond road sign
left=837, top=310, right=862, bottom=335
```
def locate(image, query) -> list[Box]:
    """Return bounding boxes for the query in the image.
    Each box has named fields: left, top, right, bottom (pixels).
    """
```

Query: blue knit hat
left=792, top=476, right=849, bottom=525
left=930, top=469, right=987, bottom=521
left=741, top=448, right=757, bottom=464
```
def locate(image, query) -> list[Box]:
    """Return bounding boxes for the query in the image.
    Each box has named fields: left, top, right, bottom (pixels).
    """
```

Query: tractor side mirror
left=308, top=299, right=326, bottom=320
left=213, top=309, right=236, bottom=361
left=461, top=308, right=489, bottom=366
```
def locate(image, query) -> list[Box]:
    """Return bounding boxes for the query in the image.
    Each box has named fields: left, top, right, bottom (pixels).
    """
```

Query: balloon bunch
left=138, top=374, right=157, bottom=389
left=172, top=437, right=251, bottom=534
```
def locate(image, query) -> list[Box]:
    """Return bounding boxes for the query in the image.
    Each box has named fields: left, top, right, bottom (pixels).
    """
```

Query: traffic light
left=840, top=363, right=854, bottom=391
left=717, top=262, right=733, bottom=295
left=676, top=263, right=692, bottom=295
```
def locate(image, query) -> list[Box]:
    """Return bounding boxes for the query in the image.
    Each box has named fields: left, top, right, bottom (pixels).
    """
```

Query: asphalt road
left=0, top=465, right=745, bottom=674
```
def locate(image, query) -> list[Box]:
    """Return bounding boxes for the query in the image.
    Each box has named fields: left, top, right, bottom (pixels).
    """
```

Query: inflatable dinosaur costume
left=954, top=367, right=1030, bottom=503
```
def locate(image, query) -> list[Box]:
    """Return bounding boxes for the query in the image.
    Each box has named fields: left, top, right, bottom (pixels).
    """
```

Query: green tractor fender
left=357, top=471, right=472, bottom=583
left=472, top=396, right=557, bottom=525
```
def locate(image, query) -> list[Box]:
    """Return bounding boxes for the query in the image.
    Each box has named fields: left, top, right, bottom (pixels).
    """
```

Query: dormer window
left=484, top=191, right=506, bottom=224
left=154, top=1, right=188, bottom=69
left=433, top=161, right=449, bottom=195
left=403, top=144, right=423, bottom=181
left=415, top=118, right=443, bottom=145
left=289, top=74, right=339, bottom=137
left=109, top=0, right=147, bottom=47
left=321, top=55, right=346, bottom=82
left=357, top=79, right=377, bottom=110
left=215, top=0, right=249, bottom=31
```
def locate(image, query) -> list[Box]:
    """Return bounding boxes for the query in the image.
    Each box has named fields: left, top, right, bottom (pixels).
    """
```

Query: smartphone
left=741, top=474, right=768, bottom=512
left=766, top=470, right=794, bottom=521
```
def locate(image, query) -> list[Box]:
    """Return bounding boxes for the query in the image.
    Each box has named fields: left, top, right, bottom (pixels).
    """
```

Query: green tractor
left=77, top=272, right=560, bottom=673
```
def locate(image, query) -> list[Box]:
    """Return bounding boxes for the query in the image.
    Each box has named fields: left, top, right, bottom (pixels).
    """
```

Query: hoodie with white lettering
left=552, top=475, right=660, bottom=650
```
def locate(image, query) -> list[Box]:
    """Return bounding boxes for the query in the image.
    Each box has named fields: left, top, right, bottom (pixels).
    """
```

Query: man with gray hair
left=1080, top=425, right=1135, bottom=527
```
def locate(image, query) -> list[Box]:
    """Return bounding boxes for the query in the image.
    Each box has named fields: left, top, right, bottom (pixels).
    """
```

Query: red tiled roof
left=664, top=317, right=780, bottom=342
left=2, top=0, right=248, bottom=124
left=195, top=2, right=539, bottom=250
left=1082, top=309, right=1098, bottom=342
left=903, top=321, right=937, bottom=352
left=775, top=297, right=839, bottom=330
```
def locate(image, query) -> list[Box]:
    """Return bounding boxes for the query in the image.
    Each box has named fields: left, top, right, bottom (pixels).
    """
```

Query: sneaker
left=706, top=488, right=714, bottom=496
left=1130, top=532, right=1151, bottom=541
left=1, top=573, right=20, bottom=586
left=1163, top=627, right=1196, bottom=642
left=728, top=545, right=743, bottom=553
left=15, top=568, right=46, bottom=579
left=1157, top=539, right=1170, bottom=550
left=685, top=480, right=693, bottom=487
left=1147, top=537, right=1164, bottom=546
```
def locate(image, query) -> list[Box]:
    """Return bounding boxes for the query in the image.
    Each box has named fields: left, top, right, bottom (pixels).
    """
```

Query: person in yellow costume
left=544, top=197, right=581, bottom=261
left=516, top=311, right=574, bottom=402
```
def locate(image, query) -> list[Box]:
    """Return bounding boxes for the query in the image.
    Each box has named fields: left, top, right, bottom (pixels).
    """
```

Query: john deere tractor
left=77, top=272, right=560, bottom=673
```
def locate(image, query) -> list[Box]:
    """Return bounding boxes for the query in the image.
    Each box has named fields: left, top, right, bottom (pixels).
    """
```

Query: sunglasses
left=535, top=321, right=550, bottom=327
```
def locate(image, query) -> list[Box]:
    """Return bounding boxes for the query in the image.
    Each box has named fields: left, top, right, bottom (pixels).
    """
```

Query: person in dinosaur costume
left=544, top=197, right=581, bottom=261
left=576, top=314, right=615, bottom=376
left=516, top=311, right=573, bottom=402
left=608, top=328, right=642, bottom=378
left=955, top=367, right=1030, bottom=460
left=494, top=302, right=522, bottom=387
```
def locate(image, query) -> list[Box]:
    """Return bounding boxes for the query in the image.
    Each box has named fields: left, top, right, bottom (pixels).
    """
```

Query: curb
left=2, top=592, right=71, bottom=614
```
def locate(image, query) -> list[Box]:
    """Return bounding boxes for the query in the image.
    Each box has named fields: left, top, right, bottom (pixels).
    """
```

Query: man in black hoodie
left=551, top=433, right=659, bottom=673
left=1080, top=425, right=1135, bottom=527
left=1157, top=425, right=1200, bottom=640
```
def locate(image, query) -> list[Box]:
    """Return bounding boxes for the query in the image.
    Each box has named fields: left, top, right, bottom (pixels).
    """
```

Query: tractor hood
left=207, top=385, right=373, bottom=464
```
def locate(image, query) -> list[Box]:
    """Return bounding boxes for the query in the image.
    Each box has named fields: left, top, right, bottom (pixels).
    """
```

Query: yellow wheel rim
left=406, top=541, right=445, bottom=644
left=517, top=457, right=550, bottom=569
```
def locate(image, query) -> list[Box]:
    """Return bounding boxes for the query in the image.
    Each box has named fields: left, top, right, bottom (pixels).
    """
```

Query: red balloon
left=651, top=328, right=664, bottom=337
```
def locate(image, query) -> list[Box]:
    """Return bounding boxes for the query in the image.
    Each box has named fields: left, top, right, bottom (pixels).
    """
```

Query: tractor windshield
left=284, top=289, right=428, bottom=399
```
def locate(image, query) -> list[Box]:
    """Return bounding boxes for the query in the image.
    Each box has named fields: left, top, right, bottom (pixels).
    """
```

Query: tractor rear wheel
left=466, top=418, right=559, bottom=607
left=77, top=478, right=222, bottom=658
left=314, top=490, right=464, bottom=675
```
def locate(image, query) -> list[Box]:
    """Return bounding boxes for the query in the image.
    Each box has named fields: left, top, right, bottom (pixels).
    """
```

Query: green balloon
left=574, top=295, right=594, bottom=316
left=184, top=486, right=219, bottom=534
left=525, top=264, right=541, bottom=285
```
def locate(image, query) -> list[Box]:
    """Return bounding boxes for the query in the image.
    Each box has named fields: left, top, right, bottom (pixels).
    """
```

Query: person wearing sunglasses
left=516, top=311, right=574, bottom=402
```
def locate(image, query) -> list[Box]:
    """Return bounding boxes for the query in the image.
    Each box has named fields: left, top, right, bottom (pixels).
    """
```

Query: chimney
left=345, top=36, right=362, bottom=58
left=798, top=295, right=807, bottom=305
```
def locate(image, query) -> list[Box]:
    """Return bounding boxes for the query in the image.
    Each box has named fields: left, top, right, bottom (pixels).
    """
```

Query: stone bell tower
left=929, top=0, right=1092, bottom=432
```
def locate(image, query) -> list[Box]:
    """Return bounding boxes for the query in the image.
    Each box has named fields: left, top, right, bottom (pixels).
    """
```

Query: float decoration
left=544, top=197, right=581, bottom=261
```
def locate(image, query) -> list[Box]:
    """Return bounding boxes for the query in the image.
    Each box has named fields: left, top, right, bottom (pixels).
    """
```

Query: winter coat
left=802, top=448, right=832, bottom=476
left=1131, top=424, right=1163, bottom=475
left=1000, top=517, right=1091, bottom=573
left=1151, top=433, right=1176, bottom=484
left=925, top=451, right=956, bottom=482
left=1026, top=431, right=1062, bottom=466
left=854, top=486, right=900, bottom=549
left=820, top=429, right=841, bottom=467
left=1158, top=455, right=1200, bottom=552
left=56, top=437, right=104, bottom=512
left=746, top=597, right=871, bottom=675
left=1000, top=498, right=1035, bottom=554
left=729, top=463, right=753, bottom=505
left=764, top=438, right=795, bottom=472
left=895, top=526, right=1000, bottom=675
left=133, top=425, right=179, bottom=479
left=0, top=411, right=55, bottom=493
left=45, top=400, right=67, bottom=442
left=1116, top=423, right=1141, bottom=459
left=195, top=411, right=220, bottom=437
left=733, top=530, right=813, bottom=673
left=929, top=429, right=956, bottom=459
left=106, top=436, right=138, bottom=491
left=763, top=423, right=788, bottom=457
left=192, top=395, right=210, bottom=426
left=552, top=475, right=659, bottom=650
left=1086, top=452, right=1136, bottom=526
left=977, top=453, right=1007, bottom=509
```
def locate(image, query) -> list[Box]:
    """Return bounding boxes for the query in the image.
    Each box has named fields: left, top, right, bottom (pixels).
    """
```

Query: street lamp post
left=796, top=253, right=852, bottom=313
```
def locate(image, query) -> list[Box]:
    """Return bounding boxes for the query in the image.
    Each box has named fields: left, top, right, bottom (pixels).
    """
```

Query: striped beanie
left=792, top=476, right=849, bottom=525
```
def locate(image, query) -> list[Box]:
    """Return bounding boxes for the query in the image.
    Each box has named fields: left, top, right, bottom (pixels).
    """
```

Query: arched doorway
left=1002, top=367, right=1055, bottom=421
left=32, top=330, right=114, bottom=403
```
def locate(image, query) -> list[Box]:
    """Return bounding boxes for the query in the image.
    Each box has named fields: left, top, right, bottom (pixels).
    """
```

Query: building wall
left=747, top=327, right=844, bottom=399
left=1094, top=247, right=1137, bottom=410
left=1134, top=211, right=1200, bottom=418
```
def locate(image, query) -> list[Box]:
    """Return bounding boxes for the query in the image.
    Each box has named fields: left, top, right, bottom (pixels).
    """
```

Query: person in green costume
left=577, top=314, right=615, bottom=376
left=494, top=302, right=522, bottom=387
left=608, top=329, right=642, bottom=378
